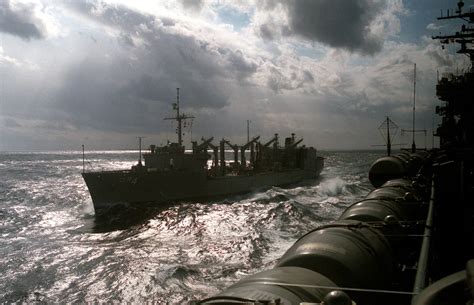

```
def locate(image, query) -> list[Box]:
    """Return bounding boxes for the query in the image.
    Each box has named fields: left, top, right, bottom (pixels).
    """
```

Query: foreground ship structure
left=195, top=1, right=474, bottom=304
left=82, top=89, right=324, bottom=215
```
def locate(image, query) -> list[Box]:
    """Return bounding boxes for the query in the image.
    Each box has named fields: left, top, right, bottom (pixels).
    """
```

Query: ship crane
left=222, top=139, right=239, bottom=165
left=255, top=134, right=279, bottom=164
left=287, top=138, right=303, bottom=149
left=240, top=136, right=260, bottom=168
left=263, top=133, right=279, bottom=148
left=206, top=142, right=220, bottom=169
left=193, top=137, right=214, bottom=153
left=197, top=137, right=219, bottom=168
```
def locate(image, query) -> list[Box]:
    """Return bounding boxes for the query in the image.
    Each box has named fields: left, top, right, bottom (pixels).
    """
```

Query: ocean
left=0, top=150, right=385, bottom=303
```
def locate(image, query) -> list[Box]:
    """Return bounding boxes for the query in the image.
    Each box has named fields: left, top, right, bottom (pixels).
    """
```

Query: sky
left=0, top=0, right=471, bottom=151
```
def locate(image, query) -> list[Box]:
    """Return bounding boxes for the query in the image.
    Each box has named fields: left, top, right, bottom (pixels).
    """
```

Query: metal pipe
left=411, top=176, right=436, bottom=304
left=137, top=136, right=144, bottom=166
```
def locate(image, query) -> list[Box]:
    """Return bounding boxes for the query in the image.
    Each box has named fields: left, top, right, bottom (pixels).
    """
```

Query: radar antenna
left=379, top=117, right=398, bottom=156
left=372, top=116, right=404, bottom=156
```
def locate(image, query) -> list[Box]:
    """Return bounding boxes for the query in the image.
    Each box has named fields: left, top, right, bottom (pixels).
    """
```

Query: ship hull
left=82, top=158, right=323, bottom=215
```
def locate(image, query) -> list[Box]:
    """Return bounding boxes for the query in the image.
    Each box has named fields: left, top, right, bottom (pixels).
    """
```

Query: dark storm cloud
left=259, top=0, right=385, bottom=55
left=50, top=1, right=268, bottom=134
left=0, top=0, right=49, bottom=40
left=52, top=57, right=142, bottom=132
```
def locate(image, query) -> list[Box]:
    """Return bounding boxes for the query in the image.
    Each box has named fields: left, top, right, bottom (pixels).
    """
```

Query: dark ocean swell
left=0, top=150, right=384, bottom=303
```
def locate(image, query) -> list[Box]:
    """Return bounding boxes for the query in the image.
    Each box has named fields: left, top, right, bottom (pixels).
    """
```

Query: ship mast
left=164, top=88, right=195, bottom=147
left=401, top=64, right=426, bottom=152
left=387, top=117, right=391, bottom=156
left=137, top=136, right=145, bottom=165
left=432, top=0, right=474, bottom=67
left=412, top=63, right=416, bottom=152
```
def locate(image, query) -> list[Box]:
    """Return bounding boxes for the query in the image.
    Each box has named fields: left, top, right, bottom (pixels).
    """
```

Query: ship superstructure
left=433, top=0, right=474, bottom=148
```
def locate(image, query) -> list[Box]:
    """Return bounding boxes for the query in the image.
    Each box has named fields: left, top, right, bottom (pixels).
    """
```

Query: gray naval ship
left=82, top=89, right=324, bottom=215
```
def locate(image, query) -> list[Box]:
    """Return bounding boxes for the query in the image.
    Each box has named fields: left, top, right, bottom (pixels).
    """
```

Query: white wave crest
left=317, top=177, right=347, bottom=196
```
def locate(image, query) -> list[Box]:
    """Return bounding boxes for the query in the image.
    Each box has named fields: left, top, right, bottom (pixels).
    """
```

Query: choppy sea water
left=0, top=150, right=385, bottom=303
